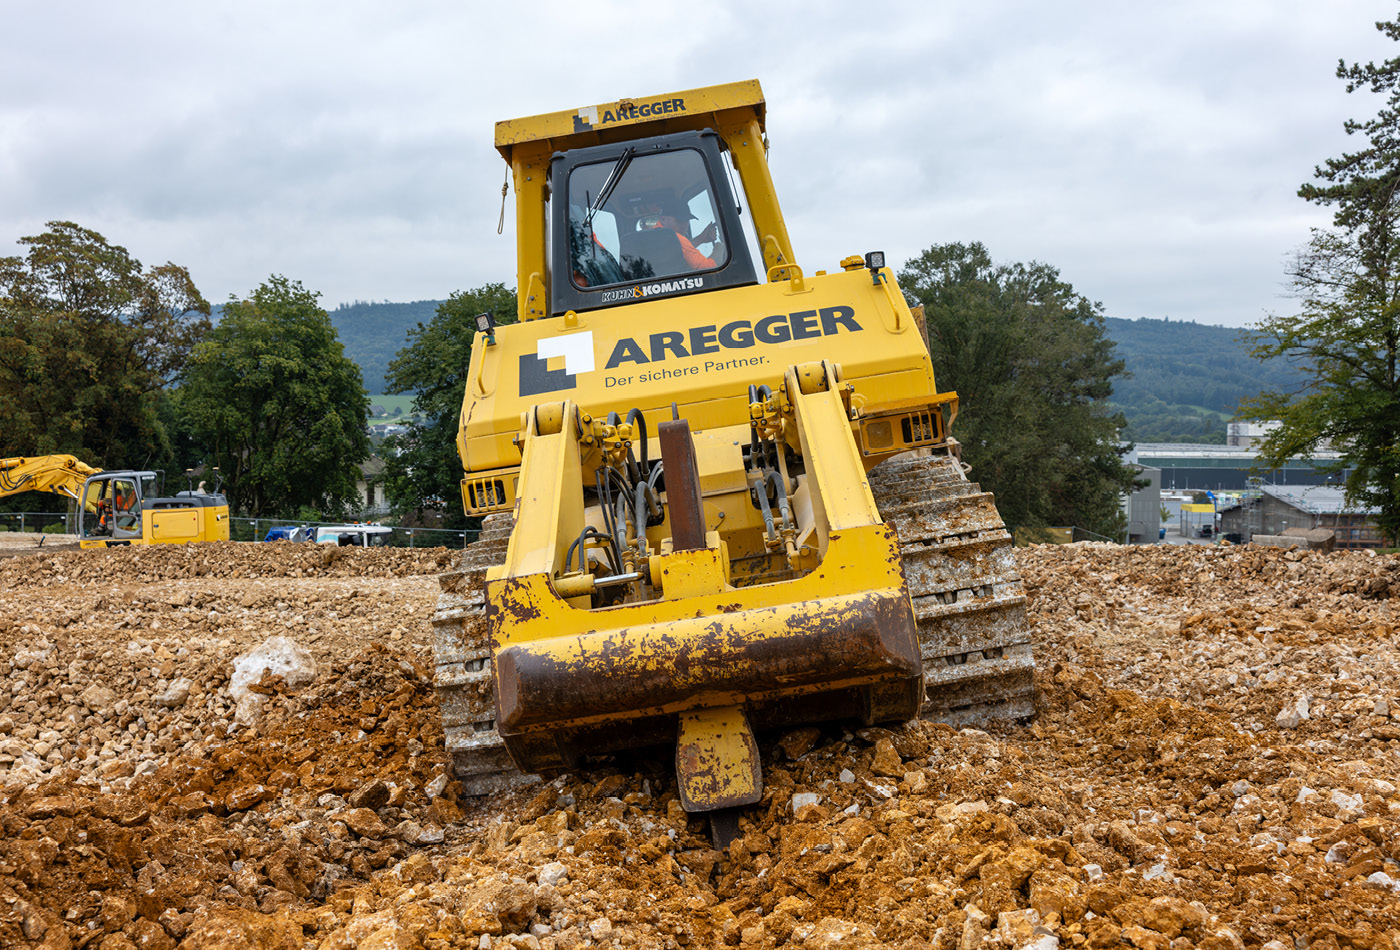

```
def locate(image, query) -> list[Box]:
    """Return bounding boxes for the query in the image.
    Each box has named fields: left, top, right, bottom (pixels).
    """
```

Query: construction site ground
left=1, top=536, right=1398, bottom=950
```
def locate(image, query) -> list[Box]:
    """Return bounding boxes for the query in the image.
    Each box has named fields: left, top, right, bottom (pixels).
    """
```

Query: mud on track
left=1, top=539, right=1398, bottom=949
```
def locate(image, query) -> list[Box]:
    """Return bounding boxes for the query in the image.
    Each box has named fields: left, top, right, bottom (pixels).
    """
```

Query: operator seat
left=619, top=227, right=689, bottom=281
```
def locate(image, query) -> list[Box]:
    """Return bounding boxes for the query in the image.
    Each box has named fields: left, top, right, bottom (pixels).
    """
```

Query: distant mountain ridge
left=326, top=301, right=1301, bottom=444
left=329, top=299, right=444, bottom=393
left=1102, top=316, right=1303, bottom=444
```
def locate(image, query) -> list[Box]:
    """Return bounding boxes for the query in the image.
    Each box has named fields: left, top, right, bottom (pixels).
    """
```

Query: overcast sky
left=2, top=1, right=1395, bottom=329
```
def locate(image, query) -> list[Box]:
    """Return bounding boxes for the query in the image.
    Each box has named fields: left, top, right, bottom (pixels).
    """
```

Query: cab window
left=81, top=480, right=110, bottom=537
left=111, top=479, right=141, bottom=532
left=568, top=148, right=729, bottom=289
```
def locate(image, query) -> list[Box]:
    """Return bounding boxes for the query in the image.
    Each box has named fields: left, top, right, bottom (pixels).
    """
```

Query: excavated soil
left=1, top=537, right=1398, bottom=950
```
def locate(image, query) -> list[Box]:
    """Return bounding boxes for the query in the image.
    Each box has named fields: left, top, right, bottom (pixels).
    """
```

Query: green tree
left=178, top=276, right=370, bottom=517
left=899, top=242, right=1137, bottom=540
left=0, top=222, right=209, bottom=502
left=382, top=284, right=517, bottom=530
left=1242, top=13, right=1400, bottom=543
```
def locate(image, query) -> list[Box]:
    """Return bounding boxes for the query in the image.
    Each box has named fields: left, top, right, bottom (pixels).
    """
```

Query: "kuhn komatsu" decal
left=599, top=276, right=704, bottom=304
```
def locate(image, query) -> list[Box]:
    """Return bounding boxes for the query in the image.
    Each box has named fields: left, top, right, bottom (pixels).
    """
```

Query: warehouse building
left=1129, top=443, right=1345, bottom=492
left=1218, top=485, right=1382, bottom=549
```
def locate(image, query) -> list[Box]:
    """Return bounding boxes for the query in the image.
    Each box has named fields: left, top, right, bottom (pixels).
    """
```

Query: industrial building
left=1218, top=485, right=1382, bottom=549
left=1129, top=443, right=1345, bottom=492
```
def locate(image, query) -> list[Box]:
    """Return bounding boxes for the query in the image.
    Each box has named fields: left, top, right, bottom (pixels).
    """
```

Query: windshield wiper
left=585, top=147, right=634, bottom=228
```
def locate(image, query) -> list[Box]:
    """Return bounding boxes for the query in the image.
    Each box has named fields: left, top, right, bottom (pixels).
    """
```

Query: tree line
left=0, top=223, right=369, bottom=518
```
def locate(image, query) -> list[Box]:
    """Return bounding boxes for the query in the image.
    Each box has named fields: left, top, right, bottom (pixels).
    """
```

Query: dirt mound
left=0, top=647, right=459, bottom=947
left=0, top=541, right=454, bottom=586
left=1, top=541, right=1398, bottom=950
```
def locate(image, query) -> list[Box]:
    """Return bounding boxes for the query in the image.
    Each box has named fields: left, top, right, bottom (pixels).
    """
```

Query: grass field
left=367, top=394, right=421, bottom=418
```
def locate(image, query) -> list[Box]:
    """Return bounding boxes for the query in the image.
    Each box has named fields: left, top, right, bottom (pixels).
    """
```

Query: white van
left=314, top=524, right=394, bottom=547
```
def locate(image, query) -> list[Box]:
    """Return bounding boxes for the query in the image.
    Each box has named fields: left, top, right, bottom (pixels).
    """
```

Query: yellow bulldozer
left=0, top=455, right=229, bottom=548
left=433, top=80, right=1032, bottom=844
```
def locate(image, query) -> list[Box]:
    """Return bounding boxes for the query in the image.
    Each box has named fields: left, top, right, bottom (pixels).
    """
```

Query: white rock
left=1296, top=785, right=1318, bottom=804
left=1023, top=937, right=1060, bottom=950
left=155, top=678, right=191, bottom=709
left=842, top=803, right=861, bottom=816
left=1276, top=695, right=1310, bottom=729
left=1367, top=871, right=1399, bottom=892
left=79, top=683, right=118, bottom=713
left=1143, top=863, right=1173, bottom=882
left=1230, top=780, right=1250, bottom=797
left=13, top=644, right=52, bottom=670
left=1083, top=864, right=1104, bottom=881
left=538, top=862, right=568, bottom=887
left=792, top=792, right=821, bottom=812
left=838, top=769, right=855, bottom=783
left=1330, top=789, right=1364, bottom=817
left=228, top=636, right=317, bottom=723
left=1231, top=793, right=1260, bottom=813
left=588, top=918, right=613, bottom=940
left=425, top=773, right=450, bottom=799
left=411, top=823, right=445, bottom=845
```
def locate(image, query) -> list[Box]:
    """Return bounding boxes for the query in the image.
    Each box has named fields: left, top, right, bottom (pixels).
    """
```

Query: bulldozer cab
left=495, top=80, right=796, bottom=322
left=550, top=130, right=758, bottom=315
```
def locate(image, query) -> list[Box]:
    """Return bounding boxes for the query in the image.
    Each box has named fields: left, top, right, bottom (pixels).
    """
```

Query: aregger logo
left=605, top=305, right=862, bottom=369
left=600, top=276, right=704, bottom=304
left=518, top=331, right=596, bottom=398
left=574, top=98, right=688, bottom=133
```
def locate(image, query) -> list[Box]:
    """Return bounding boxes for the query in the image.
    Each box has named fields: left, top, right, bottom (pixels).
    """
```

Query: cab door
left=78, top=477, right=112, bottom=544
left=109, top=477, right=144, bottom=542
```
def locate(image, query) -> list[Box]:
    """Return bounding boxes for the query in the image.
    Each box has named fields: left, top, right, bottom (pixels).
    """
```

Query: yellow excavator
left=0, top=455, right=229, bottom=548
left=433, top=80, right=1032, bottom=843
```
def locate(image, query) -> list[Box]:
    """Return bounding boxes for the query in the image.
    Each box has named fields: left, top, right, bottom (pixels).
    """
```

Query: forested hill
left=325, top=302, right=1301, bottom=444
left=1102, top=316, right=1304, bottom=444
left=329, top=300, right=443, bottom=393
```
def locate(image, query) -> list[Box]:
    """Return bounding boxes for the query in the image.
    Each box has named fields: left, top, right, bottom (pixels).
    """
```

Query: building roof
left=1132, top=442, right=1344, bottom=462
left=1263, top=485, right=1378, bottom=515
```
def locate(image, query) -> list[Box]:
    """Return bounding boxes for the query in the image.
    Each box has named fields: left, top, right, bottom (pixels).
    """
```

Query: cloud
left=1, top=0, right=1395, bottom=325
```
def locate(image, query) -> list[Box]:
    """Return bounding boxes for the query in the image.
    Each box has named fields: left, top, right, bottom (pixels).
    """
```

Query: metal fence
left=230, top=518, right=479, bottom=547
left=0, top=511, right=479, bottom=548
left=0, top=511, right=73, bottom=535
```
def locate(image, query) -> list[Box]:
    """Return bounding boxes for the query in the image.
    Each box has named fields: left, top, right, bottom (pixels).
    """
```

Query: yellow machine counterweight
left=432, top=81, right=1033, bottom=844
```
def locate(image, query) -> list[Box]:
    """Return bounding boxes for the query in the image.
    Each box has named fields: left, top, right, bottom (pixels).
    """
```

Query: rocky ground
left=1, top=537, right=1398, bottom=950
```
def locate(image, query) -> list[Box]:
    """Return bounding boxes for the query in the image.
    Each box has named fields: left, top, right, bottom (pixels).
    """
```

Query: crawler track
left=867, top=453, right=1035, bottom=724
left=431, top=513, right=524, bottom=795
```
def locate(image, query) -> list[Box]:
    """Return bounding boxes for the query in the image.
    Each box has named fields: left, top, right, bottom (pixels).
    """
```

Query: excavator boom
left=0, top=455, right=103, bottom=501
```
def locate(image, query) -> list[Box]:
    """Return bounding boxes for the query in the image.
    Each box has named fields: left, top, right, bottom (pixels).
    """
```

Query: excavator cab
left=79, top=472, right=158, bottom=542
